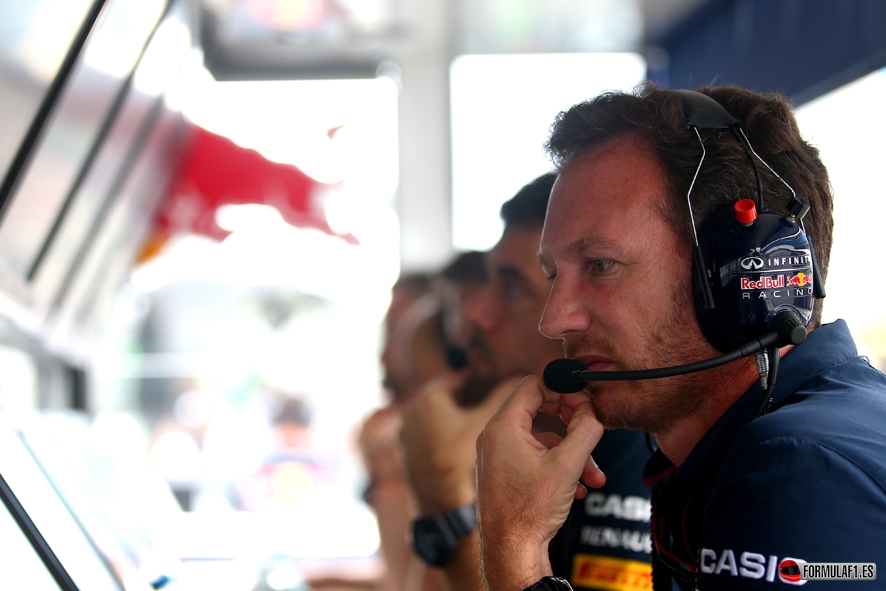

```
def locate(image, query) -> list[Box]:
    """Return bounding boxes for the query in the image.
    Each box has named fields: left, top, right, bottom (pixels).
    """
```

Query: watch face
left=412, top=518, right=454, bottom=567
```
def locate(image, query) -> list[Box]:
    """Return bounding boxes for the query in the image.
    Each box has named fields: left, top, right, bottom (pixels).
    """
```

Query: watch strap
left=412, top=503, right=476, bottom=567
left=522, top=576, right=573, bottom=591
left=439, top=502, right=476, bottom=541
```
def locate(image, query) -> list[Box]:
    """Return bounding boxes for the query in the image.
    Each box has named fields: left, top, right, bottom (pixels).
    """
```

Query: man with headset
left=401, top=175, right=653, bottom=591
left=476, top=84, right=886, bottom=591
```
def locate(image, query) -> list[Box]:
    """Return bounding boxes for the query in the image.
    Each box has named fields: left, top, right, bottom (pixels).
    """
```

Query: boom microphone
left=445, top=345, right=469, bottom=370
left=543, top=311, right=805, bottom=394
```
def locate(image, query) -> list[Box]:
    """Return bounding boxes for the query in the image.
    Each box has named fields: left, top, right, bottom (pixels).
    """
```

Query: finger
left=551, top=401, right=605, bottom=476
left=557, top=391, right=593, bottom=424
left=559, top=404, right=574, bottom=424
left=581, top=453, right=607, bottom=489
left=481, top=379, right=550, bottom=455
left=533, top=431, right=563, bottom=450
left=539, top=400, right=563, bottom=416
left=491, top=376, right=555, bottom=436
left=574, top=481, right=588, bottom=500
left=497, top=375, right=562, bottom=418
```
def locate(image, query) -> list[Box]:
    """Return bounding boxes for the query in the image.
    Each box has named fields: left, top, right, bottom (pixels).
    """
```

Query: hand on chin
left=549, top=390, right=596, bottom=424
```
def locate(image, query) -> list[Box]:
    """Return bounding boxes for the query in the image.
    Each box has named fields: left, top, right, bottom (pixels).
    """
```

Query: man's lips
left=573, top=354, right=617, bottom=372
left=466, top=347, right=490, bottom=366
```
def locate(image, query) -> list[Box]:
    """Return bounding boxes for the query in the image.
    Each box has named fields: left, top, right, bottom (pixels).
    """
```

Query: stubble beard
left=455, top=371, right=501, bottom=407
left=562, top=301, right=716, bottom=435
left=454, top=332, right=501, bottom=407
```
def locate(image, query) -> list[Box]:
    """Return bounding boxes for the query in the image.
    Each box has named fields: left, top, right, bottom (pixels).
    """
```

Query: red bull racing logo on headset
left=738, top=249, right=813, bottom=299
left=740, top=272, right=811, bottom=291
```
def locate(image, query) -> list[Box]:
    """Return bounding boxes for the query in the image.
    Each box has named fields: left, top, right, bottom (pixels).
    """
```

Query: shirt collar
left=646, top=320, right=858, bottom=497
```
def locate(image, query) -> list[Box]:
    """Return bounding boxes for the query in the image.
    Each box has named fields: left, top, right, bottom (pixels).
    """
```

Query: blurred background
left=2, top=0, right=886, bottom=590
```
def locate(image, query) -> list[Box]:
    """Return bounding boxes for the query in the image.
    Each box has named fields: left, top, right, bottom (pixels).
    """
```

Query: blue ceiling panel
left=656, top=0, right=886, bottom=104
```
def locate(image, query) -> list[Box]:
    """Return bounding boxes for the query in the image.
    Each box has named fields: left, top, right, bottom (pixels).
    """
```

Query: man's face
left=538, top=134, right=723, bottom=434
left=441, top=277, right=485, bottom=348
left=381, top=284, right=426, bottom=399
left=463, top=223, right=564, bottom=389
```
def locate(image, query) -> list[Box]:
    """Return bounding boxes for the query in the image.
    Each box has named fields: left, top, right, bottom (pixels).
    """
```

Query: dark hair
left=393, top=272, right=433, bottom=296
left=441, top=250, right=487, bottom=286
left=273, top=397, right=312, bottom=427
left=545, top=82, right=833, bottom=329
left=500, top=172, right=557, bottom=228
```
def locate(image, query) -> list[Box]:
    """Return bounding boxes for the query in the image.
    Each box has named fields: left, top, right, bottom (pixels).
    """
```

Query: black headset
left=676, top=89, right=825, bottom=353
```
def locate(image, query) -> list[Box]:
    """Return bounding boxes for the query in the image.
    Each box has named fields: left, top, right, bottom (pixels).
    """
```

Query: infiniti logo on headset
left=740, top=257, right=765, bottom=270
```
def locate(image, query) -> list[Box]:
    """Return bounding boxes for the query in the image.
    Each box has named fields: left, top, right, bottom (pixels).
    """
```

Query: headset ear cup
left=693, top=207, right=734, bottom=352
left=693, top=246, right=716, bottom=311
left=694, top=206, right=815, bottom=352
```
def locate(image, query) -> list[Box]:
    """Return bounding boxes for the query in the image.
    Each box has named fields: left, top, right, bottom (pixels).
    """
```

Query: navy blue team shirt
left=644, top=320, right=886, bottom=589
left=550, top=428, right=653, bottom=590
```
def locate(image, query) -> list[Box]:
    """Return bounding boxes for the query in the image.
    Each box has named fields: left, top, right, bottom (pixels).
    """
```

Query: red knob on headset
left=734, top=199, right=757, bottom=225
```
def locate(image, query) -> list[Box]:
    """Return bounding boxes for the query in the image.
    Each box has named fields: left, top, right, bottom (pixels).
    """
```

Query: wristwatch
left=522, top=576, right=573, bottom=591
left=412, top=503, right=476, bottom=567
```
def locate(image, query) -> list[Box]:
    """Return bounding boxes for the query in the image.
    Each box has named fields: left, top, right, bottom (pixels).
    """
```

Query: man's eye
left=590, top=259, right=614, bottom=274
left=503, top=281, right=522, bottom=298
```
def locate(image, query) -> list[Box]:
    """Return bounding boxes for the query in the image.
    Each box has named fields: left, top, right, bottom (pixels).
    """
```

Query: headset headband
left=673, top=90, right=738, bottom=130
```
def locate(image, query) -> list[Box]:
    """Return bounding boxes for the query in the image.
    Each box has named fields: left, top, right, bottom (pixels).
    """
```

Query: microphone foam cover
left=445, top=345, right=469, bottom=370
left=543, top=358, right=589, bottom=393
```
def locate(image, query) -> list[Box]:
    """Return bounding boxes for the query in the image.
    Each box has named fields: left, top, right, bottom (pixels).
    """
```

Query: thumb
left=550, top=401, right=605, bottom=480
left=418, top=370, right=468, bottom=403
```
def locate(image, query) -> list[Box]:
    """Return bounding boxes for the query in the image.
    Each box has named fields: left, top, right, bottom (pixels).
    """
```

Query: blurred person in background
left=359, top=273, right=434, bottom=591
left=148, top=388, right=214, bottom=511
left=237, top=395, right=327, bottom=512
left=400, top=174, right=653, bottom=591
left=359, top=253, right=490, bottom=591
left=435, top=250, right=488, bottom=366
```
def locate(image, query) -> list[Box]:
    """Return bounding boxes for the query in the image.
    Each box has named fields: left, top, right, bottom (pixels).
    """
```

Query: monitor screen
left=0, top=423, right=124, bottom=591
left=0, top=488, right=66, bottom=591
left=30, top=6, right=191, bottom=313
left=0, top=0, right=165, bottom=281
left=0, top=0, right=98, bottom=188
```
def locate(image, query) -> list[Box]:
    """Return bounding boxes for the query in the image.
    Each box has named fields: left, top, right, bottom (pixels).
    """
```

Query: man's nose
left=464, top=283, right=498, bottom=335
left=539, top=276, right=591, bottom=339
left=380, top=340, right=394, bottom=372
